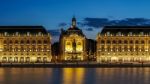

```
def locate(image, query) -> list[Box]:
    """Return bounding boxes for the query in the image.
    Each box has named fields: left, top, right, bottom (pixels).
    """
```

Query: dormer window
left=38, top=32, right=42, bottom=36
left=118, top=32, right=121, bottom=36
left=140, top=32, right=144, bottom=35
left=16, top=32, right=19, bottom=36
left=27, top=32, right=30, bottom=36
left=4, top=32, right=7, bottom=36
left=106, top=32, right=110, bottom=36
left=129, top=32, right=132, bottom=36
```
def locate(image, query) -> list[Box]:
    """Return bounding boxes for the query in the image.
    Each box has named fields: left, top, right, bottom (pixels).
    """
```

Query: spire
left=72, top=16, right=76, bottom=27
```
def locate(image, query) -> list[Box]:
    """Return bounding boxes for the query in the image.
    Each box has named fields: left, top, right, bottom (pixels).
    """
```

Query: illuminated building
left=59, top=17, right=87, bottom=61
left=97, top=26, right=150, bottom=63
left=0, top=26, right=52, bottom=63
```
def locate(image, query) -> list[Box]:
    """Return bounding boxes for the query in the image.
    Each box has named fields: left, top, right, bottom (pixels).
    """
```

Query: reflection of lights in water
left=62, top=68, right=85, bottom=84
left=0, top=68, right=4, bottom=81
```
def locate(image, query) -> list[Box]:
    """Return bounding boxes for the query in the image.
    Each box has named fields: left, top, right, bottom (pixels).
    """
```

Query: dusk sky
left=0, top=0, right=150, bottom=42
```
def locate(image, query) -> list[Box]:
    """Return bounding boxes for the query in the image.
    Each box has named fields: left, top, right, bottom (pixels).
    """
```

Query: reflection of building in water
left=62, top=68, right=85, bottom=84
left=97, top=26, right=150, bottom=63
left=0, top=26, right=51, bottom=63
left=59, top=17, right=87, bottom=61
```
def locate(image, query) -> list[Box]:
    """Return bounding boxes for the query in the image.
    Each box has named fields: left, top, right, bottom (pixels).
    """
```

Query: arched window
left=124, top=40, right=128, bottom=44
left=21, top=40, right=24, bottom=44
left=107, top=40, right=111, bottom=44
left=149, top=40, right=150, bottom=44
left=135, top=40, right=138, bottom=44
left=32, top=40, right=36, bottom=44
left=67, top=42, right=70, bottom=45
left=141, top=40, right=145, bottom=44
left=118, top=40, right=122, bottom=44
left=9, top=40, right=13, bottom=44
left=78, top=42, right=81, bottom=45
left=15, top=40, right=18, bottom=44
left=27, top=40, right=30, bottom=44
left=130, top=40, right=133, bottom=44
left=112, top=40, right=116, bottom=44
left=44, top=40, right=48, bottom=44
left=101, top=40, right=105, bottom=44
left=4, top=40, right=6, bottom=44
left=38, top=40, right=42, bottom=44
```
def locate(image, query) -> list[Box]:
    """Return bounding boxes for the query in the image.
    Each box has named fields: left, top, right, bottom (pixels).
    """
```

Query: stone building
left=97, top=26, right=150, bottom=63
left=59, top=17, right=87, bottom=61
left=0, top=26, right=51, bottom=63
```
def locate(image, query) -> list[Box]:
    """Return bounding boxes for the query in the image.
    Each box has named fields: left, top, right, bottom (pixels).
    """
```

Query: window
left=106, top=32, right=110, bottom=36
left=118, top=40, right=122, bottom=44
left=118, top=32, right=121, bottom=36
left=140, top=32, right=144, bottom=35
left=130, top=40, right=133, bottom=44
left=129, top=32, right=132, bottom=36
left=112, top=40, right=116, bottom=44
left=32, top=40, right=36, bottom=44
left=107, top=40, right=111, bottom=44
left=135, top=40, right=139, bottom=44
left=141, top=40, right=145, bottom=44
left=78, top=42, right=81, bottom=45
left=38, top=40, right=42, bottom=44
left=44, top=40, right=48, bottom=44
left=27, top=40, right=30, bottom=44
left=27, top=32, right=30, bottom=36
left=21, top=40, right=24, bottom=44
left=67, top=42, right=70, bottom=45
left=4, top=40, right=6, bottom=44
left=9, top=40, right=12, bottom=44
left=124, top=40, right=128, bottom=44
left=101, top=40, right=105, bottom=44
left=15, top=40, right=18, bottom=44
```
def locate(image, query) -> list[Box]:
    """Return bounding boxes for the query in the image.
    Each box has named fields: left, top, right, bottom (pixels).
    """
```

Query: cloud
left=81, top=18, right=150, bottom=28
left=48, top=29, right=60, bottom=36
left=82, top=18, right=110, bottom=28
left=58, top=22, right=67, bottom=27
left=57, top=17, right=150, bottom=33
left=85, top=28, right=94, bottom=31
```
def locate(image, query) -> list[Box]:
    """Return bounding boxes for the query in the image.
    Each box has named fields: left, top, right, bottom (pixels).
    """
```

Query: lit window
left=106, top=32, right=110, bottom=36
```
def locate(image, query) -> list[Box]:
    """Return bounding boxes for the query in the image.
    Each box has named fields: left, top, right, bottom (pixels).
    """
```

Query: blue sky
left=0, top=0, right=150, bottom=41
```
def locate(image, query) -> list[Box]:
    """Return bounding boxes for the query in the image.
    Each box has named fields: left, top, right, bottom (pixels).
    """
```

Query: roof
left=0, top=26, right=48, bottom=34
left=101, top=26, right=150, bottom=35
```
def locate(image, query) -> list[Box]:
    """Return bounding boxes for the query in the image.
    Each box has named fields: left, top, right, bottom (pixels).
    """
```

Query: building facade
left=0, top=26, right=51, bottom=63
left=59, top=17, right=87, bottom=61
left=97, top=26, right=150, bottom=63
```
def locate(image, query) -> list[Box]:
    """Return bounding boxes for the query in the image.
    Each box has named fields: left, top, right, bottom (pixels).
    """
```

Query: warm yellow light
left=0, top=49, right=3, bottom=51
left=81, top=57, right=83, bottom=60
left=65, top=46, right=73, bottom=51
left=31, top=57, right=36, bottom=62
left=65, top=57, right=67, bottom=60
left=76, top=46, right=83, bottom=51
left=65, top=41, right=73, bottom=51
left=111, top=57, right=118, bottom=61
